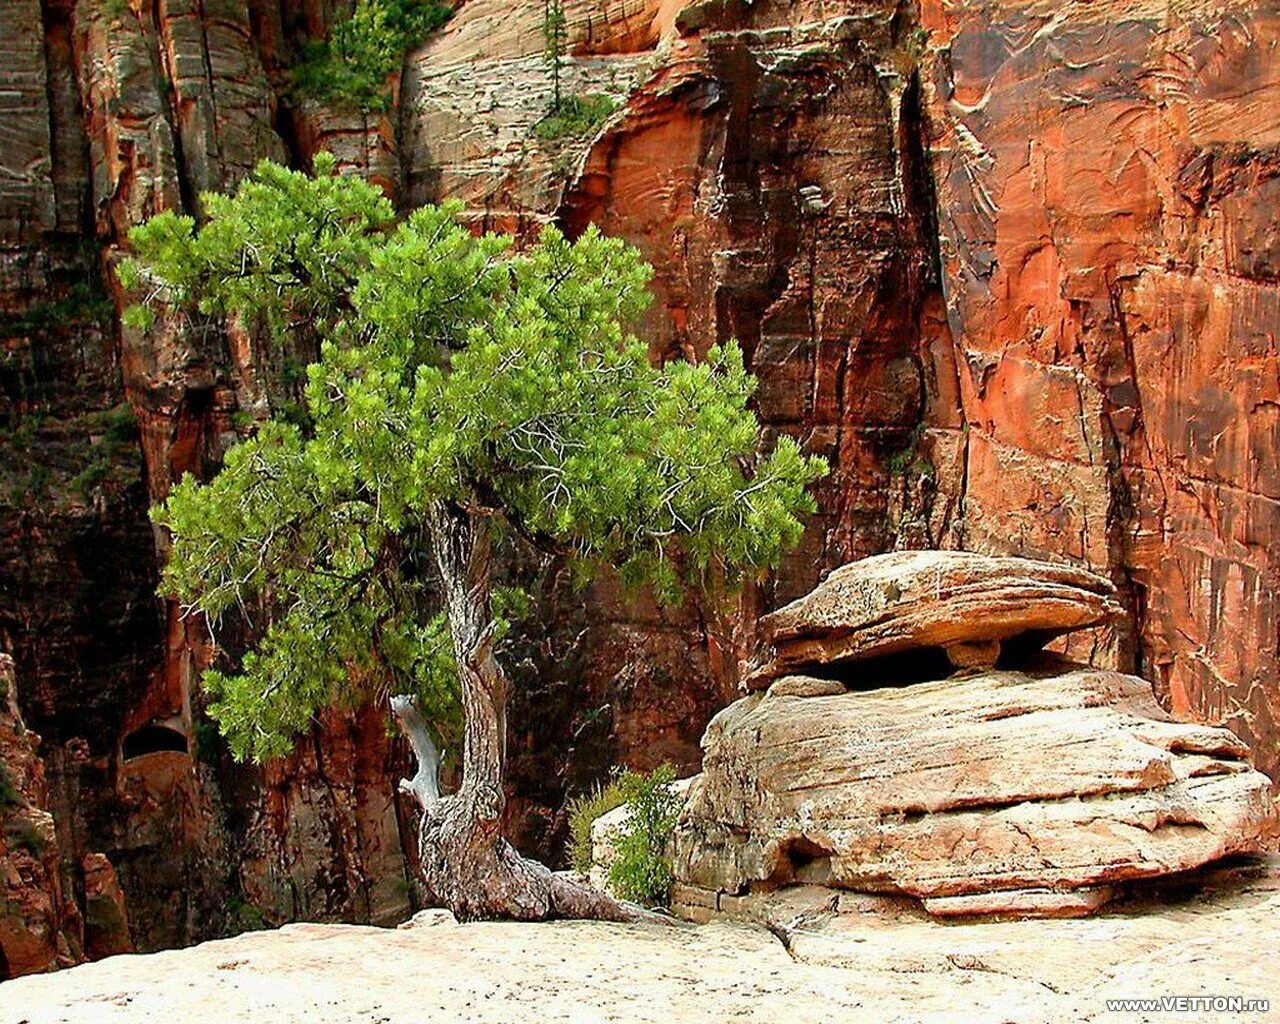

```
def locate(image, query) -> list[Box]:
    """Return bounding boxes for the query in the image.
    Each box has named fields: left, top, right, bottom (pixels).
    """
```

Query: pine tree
left=542, top=0, right=566, bottom=112
left=119, top=155, right=826, bottom=920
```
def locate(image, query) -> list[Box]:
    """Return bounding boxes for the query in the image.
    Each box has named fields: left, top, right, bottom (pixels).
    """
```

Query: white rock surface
left=2, top=858, right=1278, bottom=1023
left=674, top=661, right=1276, bottom=915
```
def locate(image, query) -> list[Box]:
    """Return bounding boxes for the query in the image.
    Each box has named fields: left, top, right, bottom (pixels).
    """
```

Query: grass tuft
left=533, top=94, right=618, bottom=142
left=566, top=779, right=626, bottom=875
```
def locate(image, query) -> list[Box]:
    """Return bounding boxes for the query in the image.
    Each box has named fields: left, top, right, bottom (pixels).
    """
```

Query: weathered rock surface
left=918, top=0, right=1280, bottom=778
left=0, top=655, right=83, bottom=978
left=4, top=857, right=1279, bottom=1022
left=0, top=0, right=57, bottom=241
left=5, top=0, right=1280, bottom=963
left=746, top=550, right=1122, bottom=685
left=675, top=659, right=1275, bottom=916
left=1, top=0, right=421, bottom=957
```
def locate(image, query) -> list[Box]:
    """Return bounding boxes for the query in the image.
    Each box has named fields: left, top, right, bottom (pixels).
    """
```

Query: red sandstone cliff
left=1, top=0, right=1277, bottom=976
left=918, top=0, right=1280, bottom=779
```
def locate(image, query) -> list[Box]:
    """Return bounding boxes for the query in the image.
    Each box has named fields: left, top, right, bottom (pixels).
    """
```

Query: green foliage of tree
left=121, top=154, right=824, bottom=917
left=292, top=0, right=451, bottom=112
left=607, top=765, right=682, bottom=907
left=123, top=153, right=822, bottom=762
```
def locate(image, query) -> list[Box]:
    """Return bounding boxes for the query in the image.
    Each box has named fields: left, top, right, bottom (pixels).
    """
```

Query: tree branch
left=390, top=693, right=443, bottom=813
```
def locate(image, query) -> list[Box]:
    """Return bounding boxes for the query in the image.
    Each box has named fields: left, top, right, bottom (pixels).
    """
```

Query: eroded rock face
left=746, top=550, right=1122, bottom=686
left=0, top=654, right=85, bottom=978
left=4, top=0, right=1280, bottom=959
left=674, top=661, right=1275, bottom=917
left=403, top=0, right=951, bottom=821
left=917, top=0, right=1280, bottom=777
left=1, top=0, right=420, bottom=955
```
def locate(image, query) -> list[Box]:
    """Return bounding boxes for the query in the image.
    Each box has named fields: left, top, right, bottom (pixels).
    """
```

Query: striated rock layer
left=674, top=661, right=1275, bottom=917
left=0, top=0, right=421, bottom=969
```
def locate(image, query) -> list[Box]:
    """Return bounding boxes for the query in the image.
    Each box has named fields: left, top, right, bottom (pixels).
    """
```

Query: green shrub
left=226, top=896, right=268, bottom=934
left=884, top=423, right=925, bottom=476
left=533, top=93, right=618, bottom=142
left=26, top=462, right=51, bottom=499
left=607, top=764, right=682, bottom=907
left=193, top=718, right=222, bottom=764
left=280, top=357, right=309, bottom=386
left=0, top=764, right=20, bottom=808
left=71, top=465, right=106, bottom=499
left=94, top=404, right=137, bottom=445
left=566, top=779, right=625, bottom=874
left=292, top=0, right=451, bottom=112
left=5, top=818, right=45, bottom=856
left=2, top=281, right=114, bottom=338
left=54, top=404, right=141, bottom=501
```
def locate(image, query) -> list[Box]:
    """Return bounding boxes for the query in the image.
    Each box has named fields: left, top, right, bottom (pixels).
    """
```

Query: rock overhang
left=672, top=552, right=1276, bottom=920
left=744, top=550, right=1124, bottom=688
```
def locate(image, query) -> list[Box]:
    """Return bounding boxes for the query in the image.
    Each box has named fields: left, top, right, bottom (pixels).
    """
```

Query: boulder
left=589, top=777, right=693, bottom=894
left=745, top=550, right=1122, bottom=688
left=80, top=855, right=131, bottom=961
left=674, top=660, right=1276, bottom=917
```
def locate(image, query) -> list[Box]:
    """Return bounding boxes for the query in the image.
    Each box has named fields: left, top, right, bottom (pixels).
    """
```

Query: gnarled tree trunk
left=391, top=500, right=641, bottom=921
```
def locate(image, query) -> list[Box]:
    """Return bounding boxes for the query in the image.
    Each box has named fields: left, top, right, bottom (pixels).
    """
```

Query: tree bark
left=391, top=500, right=645, bottom=922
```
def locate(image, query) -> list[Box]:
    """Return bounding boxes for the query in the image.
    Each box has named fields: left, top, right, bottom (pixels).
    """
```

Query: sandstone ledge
left=675, top=661, right=1276, bottom=915
left=3, top=858, right=1278, bottom=1023
left=746, top=550, right=1122, bottom=687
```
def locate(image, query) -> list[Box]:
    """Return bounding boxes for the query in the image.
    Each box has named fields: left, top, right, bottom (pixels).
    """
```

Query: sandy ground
left=3, top=859, right=1279, bottom=1024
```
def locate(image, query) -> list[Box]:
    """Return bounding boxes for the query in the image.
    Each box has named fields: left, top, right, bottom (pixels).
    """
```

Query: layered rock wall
left=1, top=0, right=419, bottom=973
left=918, top=0, right=1280, bottom=777
left=0, top=654, right=81, bottom=977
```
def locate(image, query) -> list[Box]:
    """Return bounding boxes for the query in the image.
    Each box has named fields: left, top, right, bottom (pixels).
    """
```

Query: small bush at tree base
left=607, top=764, right=682, bottom=908
left=226, top=896, right=268, bottom=935
left=533, top=94, right=618, bottom=142
left=566, top=779, right=626, bottom=875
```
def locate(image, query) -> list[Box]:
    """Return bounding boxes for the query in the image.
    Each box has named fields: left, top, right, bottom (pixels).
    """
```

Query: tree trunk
left=391, top=500, right=642, bottom=922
